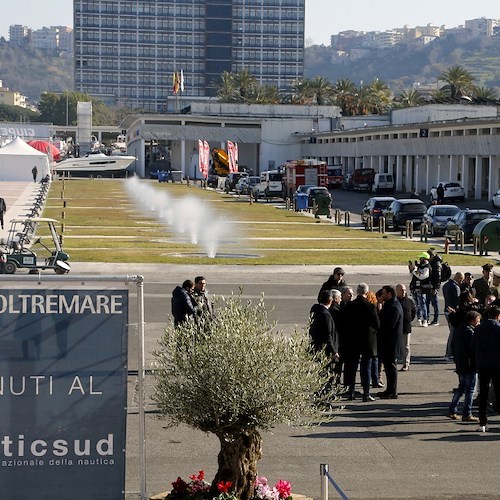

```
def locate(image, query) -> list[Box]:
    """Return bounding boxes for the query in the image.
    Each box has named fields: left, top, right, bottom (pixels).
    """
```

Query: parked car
left=234, top=177, right=249, bottom=194
left=306, top=186, right=331, bottom=208
left=492, top=189, right=500, bottom=208
left=445, top=209, right=492, bottom=242
left=383, top=199, right=427, bottom=230
left=430, top=181, right=465, bottom=203
left=422, top=204, right=460, bottom=236
left=361, top=196, right=396, bottom=227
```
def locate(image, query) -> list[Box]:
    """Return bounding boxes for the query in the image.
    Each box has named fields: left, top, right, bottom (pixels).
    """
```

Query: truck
left=327, top=165, right=343, bottom=189
left=211, top=148, right=230, bottom=176
left=353, top=168, right=375, bottom=191
left=282, top=159, right=328, bottom=198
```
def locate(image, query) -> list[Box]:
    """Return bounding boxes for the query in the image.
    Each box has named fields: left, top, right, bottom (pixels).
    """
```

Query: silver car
left=422, top=204, right=460, bottom=236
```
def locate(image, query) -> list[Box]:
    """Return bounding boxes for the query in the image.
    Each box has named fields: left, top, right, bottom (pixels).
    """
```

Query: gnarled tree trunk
left=211, top=429, right=262, bottom=500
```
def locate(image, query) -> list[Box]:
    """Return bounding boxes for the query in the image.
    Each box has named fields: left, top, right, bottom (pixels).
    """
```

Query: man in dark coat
left=443, top=271, right=465, bottom=359
left=309, top=289, right=338, bottom=398
left=0, top=197, right=6, bottom=230
left=319, top=267, right=346, bottom=298
left=335, top=286, right=354, bottom=396
left=171, top=279, right=196, bottom=327
left=396, top=283, right=416, bottom=371
left=436, top=183, right=445, bottom=204
left=473, top=305, right=500, bottom=432
left=378, top=285, right=403, bottom=399
left=345, top=283, right=380, bottom=402
left=472, top=263, right=493, bottom=306
left=448, top=310, right=481, bottom=422
left=309, top=289, right=337, bottom=357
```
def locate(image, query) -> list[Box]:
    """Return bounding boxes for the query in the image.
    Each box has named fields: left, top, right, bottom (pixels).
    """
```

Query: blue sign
left=0, top=289, right=129, bottom=499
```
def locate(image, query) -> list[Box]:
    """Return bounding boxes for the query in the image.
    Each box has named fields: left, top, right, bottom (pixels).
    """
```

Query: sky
left=0, top=0, right=498, bottom=46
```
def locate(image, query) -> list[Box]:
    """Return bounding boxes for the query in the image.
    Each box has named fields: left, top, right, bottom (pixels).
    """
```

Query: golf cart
left=1, top=217, right=70, bottom=274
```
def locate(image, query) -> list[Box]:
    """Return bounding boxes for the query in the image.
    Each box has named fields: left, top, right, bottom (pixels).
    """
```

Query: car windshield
left=444, top=183, right=461, bottom=188
left=268, top=173, right=282, bottom=181
left=402, top=204, right=425, bottom=213
left=435, top=208, right=459, bottom=216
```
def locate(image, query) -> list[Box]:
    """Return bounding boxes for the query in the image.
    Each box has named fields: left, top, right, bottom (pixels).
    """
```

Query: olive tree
left=152, top=296, right=331, bottom=499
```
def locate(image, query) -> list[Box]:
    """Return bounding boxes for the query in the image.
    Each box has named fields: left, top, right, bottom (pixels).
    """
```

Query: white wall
left=391, top=105, right=498, bottom=125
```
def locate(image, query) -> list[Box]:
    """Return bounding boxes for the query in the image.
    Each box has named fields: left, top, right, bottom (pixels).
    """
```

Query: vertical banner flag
left=198, top=140, right=204, bottom=176
left=0, top=288, right=129, bottom=500
left=203, top=141, right=210, bottom=178
left=180, top=69, right=185, bottom=93
left=227, top=141, right=238, bottom=173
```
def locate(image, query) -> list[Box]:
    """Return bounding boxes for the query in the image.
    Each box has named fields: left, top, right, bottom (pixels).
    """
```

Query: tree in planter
left=152, top=296, right=333, bottom=499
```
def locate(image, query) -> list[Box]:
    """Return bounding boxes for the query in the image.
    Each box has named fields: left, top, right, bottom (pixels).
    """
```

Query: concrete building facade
left=73, top=0, right=305, bottom=111
left=299, top=105, right=500, bottom=201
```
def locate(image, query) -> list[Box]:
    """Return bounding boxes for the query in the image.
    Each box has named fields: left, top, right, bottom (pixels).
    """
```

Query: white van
left=372, top=173, right=394, bottom=194
left=253, top=170, right=284, bottom=199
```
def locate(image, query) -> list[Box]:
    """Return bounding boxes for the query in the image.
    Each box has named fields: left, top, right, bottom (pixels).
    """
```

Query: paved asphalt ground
left=2, top=182, right=500, bottom=499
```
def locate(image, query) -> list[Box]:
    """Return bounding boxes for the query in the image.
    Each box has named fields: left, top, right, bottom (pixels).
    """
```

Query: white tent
left=0, top=137, right=50, bottom=181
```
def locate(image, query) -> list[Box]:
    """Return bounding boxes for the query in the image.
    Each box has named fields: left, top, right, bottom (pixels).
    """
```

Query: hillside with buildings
left=305, top=19, right=500, bottom=93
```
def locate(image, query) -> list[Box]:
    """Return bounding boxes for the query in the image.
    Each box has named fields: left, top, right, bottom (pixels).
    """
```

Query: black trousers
left=343, top=352, right=360, bottom=393
left=381, top=353, right=398, bottom=396
left=478, top=369, right=500, bottom=426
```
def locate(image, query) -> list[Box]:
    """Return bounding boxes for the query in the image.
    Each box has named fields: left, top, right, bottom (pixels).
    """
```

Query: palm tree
left=232, top=69, right=258, bottom=101
left=287, top=78, right=313, bottom=105
left=366, top=79, right=392, bottom=114
left=393, top=89, right=425, bottom=109
left=439, top=65, right=476, bottom=99
left=332, top=78, right=357, bottom=115
left=307, top=76, right=335, bottom=106
left=217, top=71, right=241, bottom=103
left=253, top=84, right=282, bottom=104
left=472, top=85, right=498, bottom=102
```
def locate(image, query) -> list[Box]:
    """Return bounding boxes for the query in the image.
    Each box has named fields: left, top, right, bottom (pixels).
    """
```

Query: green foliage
left=37, top=91, right=136, bottom=126
left=152, top=295, right=330, bottom=435
left=0, top=104, right=39, bottom=122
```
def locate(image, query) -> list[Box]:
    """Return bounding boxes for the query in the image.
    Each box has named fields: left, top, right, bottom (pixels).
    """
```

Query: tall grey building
left=74, top=0, right=305, bottom=111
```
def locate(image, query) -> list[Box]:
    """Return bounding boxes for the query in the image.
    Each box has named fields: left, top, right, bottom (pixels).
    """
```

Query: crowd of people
left=310, top=260, right=500, bottom=433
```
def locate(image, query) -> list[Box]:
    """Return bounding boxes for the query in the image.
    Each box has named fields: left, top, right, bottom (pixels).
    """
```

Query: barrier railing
left=405, top=220, right=413, bottom=239
left=454, top=230, right=465, bottom=251
left=366, top=215, right=373, bottom=232
left=320, top=464, right=348, bottom=500
left=344, top=211, right=350, bottom=227
left=420, top=221, right=429, bottom=242
left=378, top=216, right=386, bottom=233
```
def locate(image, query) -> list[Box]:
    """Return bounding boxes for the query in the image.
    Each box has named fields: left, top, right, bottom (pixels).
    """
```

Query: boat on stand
left=52, top=151, right=137, bottom=177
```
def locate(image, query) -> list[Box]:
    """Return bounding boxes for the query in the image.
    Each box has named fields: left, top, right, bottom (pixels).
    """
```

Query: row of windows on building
left=308, top=127, right=500, bottom=145
left=76, top=1, right=302, bottom=16
left=77, top=33, right=302, bottom=48
left=77, top=61, right=300, bottom=78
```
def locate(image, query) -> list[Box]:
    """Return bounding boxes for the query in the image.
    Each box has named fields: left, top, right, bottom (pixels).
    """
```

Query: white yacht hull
left=53, top=154, right=136, bottom=174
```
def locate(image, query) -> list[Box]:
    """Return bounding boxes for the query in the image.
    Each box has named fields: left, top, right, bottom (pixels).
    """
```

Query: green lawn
left=41, top=178, right=497, bottom=266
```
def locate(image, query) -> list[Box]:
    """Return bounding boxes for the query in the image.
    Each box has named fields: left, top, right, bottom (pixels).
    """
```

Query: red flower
left=189, top=470, right=205, bottom=481
left=275, top=479, right=292, bottom=499
left=217, top=481, right=233, bottom=493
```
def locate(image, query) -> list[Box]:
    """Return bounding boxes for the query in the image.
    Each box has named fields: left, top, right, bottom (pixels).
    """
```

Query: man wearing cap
left=472, top=264, right=493, bottom=306
left=409, top=252, right=432, bottom=327
left=490, top=270, right=500, bottom=299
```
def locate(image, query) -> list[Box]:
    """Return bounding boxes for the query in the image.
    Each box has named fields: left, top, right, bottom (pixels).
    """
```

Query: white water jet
left=125, top=177, right=232, bottom=258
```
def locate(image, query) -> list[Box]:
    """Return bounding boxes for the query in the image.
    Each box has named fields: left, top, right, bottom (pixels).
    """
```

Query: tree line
left=216, top=65, right=499, bottom=116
